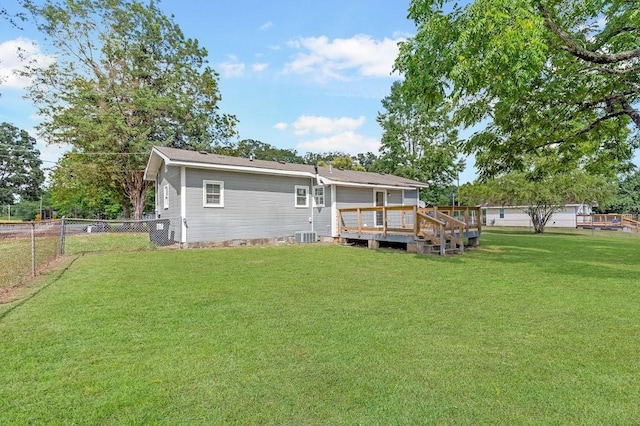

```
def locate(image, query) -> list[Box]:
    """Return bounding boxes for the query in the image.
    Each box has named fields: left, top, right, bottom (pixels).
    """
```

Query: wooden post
left=31, top=222, right=36, bottom=277
left=357, top=208, right=362, bottom=236
left=439, top=224, right=445, bottom=256
left=59, top=217, right=66, bottom=255
left=383, top=207, right=387, bottom=236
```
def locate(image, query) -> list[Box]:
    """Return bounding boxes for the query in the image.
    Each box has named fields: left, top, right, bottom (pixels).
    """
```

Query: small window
left=295, top=185, right=309, bottom=208
left=313, top=186, right=325, bottom=207
left=163, top=185, right=169, bottom=210
left=203, top=180, right=224, bottom=207
left=499, top=208, right=505, bottom=219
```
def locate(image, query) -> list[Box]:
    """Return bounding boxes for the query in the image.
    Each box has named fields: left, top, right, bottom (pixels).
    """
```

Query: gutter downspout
left=310, top=176, right=315, bottom=233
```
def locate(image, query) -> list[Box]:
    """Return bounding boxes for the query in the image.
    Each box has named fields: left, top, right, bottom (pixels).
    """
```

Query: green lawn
left=1, top=230, right=639, bottom=424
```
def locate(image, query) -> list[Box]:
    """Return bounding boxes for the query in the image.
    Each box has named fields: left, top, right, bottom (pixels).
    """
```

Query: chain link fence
left=1, top=217, right=181, bottom=292
left=62, top=217, right=181, bottom=254
left=0, top=220, right=63, bottom=291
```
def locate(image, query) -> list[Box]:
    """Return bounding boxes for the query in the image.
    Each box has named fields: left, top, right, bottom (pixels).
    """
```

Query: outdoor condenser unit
left=294, top=231, right=318, bottom=243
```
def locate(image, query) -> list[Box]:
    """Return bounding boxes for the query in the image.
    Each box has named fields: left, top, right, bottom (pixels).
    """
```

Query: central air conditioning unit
left=295, top=231, right=318, bottom=243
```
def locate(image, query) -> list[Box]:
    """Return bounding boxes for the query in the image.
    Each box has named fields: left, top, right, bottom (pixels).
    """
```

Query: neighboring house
left=483, top=204, right=592, bottom=228
left=144, top=146, right=427, bottom=246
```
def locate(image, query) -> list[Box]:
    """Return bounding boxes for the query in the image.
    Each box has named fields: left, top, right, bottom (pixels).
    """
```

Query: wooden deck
left=576, top=214, right=640, bottom=232
left=338, top=206, right=482, bottom=255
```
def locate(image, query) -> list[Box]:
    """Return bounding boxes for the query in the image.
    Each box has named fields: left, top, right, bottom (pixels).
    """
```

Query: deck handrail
left=577, top=213, right=639, bottom=231
left=416, top=212, right=446, bottom=253
left=420, top=209, right=465, bottom=252
left=338, top=205, right=481, bottom=254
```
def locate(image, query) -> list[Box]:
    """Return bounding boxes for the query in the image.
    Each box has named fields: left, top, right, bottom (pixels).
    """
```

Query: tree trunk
left=122, top=170, right=151, bottom=220
left=122, top=202, right=131, bottom=219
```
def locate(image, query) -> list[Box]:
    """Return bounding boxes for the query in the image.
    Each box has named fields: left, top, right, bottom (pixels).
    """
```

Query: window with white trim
left=203, top=180, right=224, bottom=207
left=163, top=184, right=169, bottom=209
left=313, top=186, right=325, bottom=207
left=295, top=185, right=309, bottom=208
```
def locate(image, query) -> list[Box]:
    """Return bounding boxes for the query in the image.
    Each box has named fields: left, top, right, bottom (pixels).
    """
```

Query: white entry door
left=374, top=190, right=386, bottom=227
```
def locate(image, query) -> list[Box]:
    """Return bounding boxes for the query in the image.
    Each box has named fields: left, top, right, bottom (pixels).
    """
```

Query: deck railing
left=338, top=205, right=481, bottom=253
left=577, top=213, right=640, bottom=231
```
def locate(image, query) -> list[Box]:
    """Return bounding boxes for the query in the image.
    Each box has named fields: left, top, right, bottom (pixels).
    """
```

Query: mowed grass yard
left=1, top=229, right=639, bottom=424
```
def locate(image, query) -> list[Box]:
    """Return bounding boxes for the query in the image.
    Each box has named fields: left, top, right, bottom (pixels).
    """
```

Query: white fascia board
left=165, top=160, right=315, bottom=179
left=143, top=148, right=171, bottom=181
left=318, top=177, right=423, bottom=191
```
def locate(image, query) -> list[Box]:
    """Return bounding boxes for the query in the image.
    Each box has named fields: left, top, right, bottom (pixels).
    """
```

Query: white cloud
left=297, top=131, right=380, bottom=154
left=0, top=38, right=55, bottom=89
left=218, top=55, right=245, bottom=78
left=252, top=62, right=269, bottom=73
left=292, top=115, right=366, bottom=135
left=274, top=122, right=288, bottom=130
left=284, top=34, right=403, bottom=81
left=259, top=21, right=273, bottom=31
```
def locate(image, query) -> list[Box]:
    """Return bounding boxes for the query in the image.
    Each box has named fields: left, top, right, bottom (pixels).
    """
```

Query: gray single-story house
left=144, top=146, right=427, bottom=246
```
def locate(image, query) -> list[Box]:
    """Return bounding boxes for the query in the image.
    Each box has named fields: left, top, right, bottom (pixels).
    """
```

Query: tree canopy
left=214, top=139, right=304, bottom=164
left=604, top=170, right=640, bottom=215
left=49, top=151, right=127, bottom=218
left=22, top=0, right=237, bottom=218
left=376, top=80, right=461, bottom=204
left=0, top=122, right=44, bottom=205
left=396, top=0, right=640, bottom=177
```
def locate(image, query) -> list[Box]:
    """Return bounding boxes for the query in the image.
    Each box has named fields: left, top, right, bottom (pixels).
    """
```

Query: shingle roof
left=147, top=146, right=427, bottom=189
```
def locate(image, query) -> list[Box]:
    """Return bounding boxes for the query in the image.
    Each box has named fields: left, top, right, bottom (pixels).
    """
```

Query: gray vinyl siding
left=336, top=186, right=376, bottom=227
left=157, top=164, right=181, bottom=220
left=387, top=190, right=403, bottom=205
left=312, top=185, right=332, bottom=237
left=403, top=189, right=419, bottom=206
left=184, top=168, right=317, bottom=243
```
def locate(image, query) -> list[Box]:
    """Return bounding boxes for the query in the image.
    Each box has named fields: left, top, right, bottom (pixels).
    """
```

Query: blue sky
left=2, top=0, right=469, bottom=183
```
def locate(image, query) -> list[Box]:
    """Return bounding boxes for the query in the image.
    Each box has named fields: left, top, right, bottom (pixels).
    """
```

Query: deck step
left=419, top=243, right=463, bottom=256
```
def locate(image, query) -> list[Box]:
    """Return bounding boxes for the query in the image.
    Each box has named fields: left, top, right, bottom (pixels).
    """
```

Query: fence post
left=59, top=217, right=66, bottom=255
left=31, top=222, right=37, bottom=277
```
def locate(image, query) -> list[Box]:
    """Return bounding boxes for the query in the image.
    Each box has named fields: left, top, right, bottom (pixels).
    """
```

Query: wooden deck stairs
left=338, top=206, right=481, bottom=256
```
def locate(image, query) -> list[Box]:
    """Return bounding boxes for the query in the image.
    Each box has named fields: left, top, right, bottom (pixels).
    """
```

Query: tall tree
left=376, top=80, right=460, bottom=204
left=396, top=0, right=640, bottom=177
left=0, top=122, right=44, bottom=205
left=21, top=0, right=237, bottom=218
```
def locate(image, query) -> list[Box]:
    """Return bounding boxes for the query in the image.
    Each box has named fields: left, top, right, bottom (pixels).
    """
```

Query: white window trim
left=313, top=185, right=325, bottom=207
left=295, top=185, right=309, bottom=208
left=163, top=184, right=169, bottom=210
left=203, top=180, right=224, bottom=208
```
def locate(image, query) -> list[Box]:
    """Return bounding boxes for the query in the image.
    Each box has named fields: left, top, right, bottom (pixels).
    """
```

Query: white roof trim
left=144, top=148, right=171, bottom=181
left=318, top=175, right=426, bottom=190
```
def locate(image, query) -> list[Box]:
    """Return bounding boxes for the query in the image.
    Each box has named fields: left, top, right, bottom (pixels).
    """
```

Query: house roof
left=144, top=146, right=428, bottom=190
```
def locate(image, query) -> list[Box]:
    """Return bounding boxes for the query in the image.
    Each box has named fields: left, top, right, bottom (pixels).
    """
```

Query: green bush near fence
left=1, top=229, right=639, bottom=424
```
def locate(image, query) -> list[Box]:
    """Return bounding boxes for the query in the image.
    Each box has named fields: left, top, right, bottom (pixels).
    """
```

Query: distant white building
left=482, top=204, right=592, bottom=228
